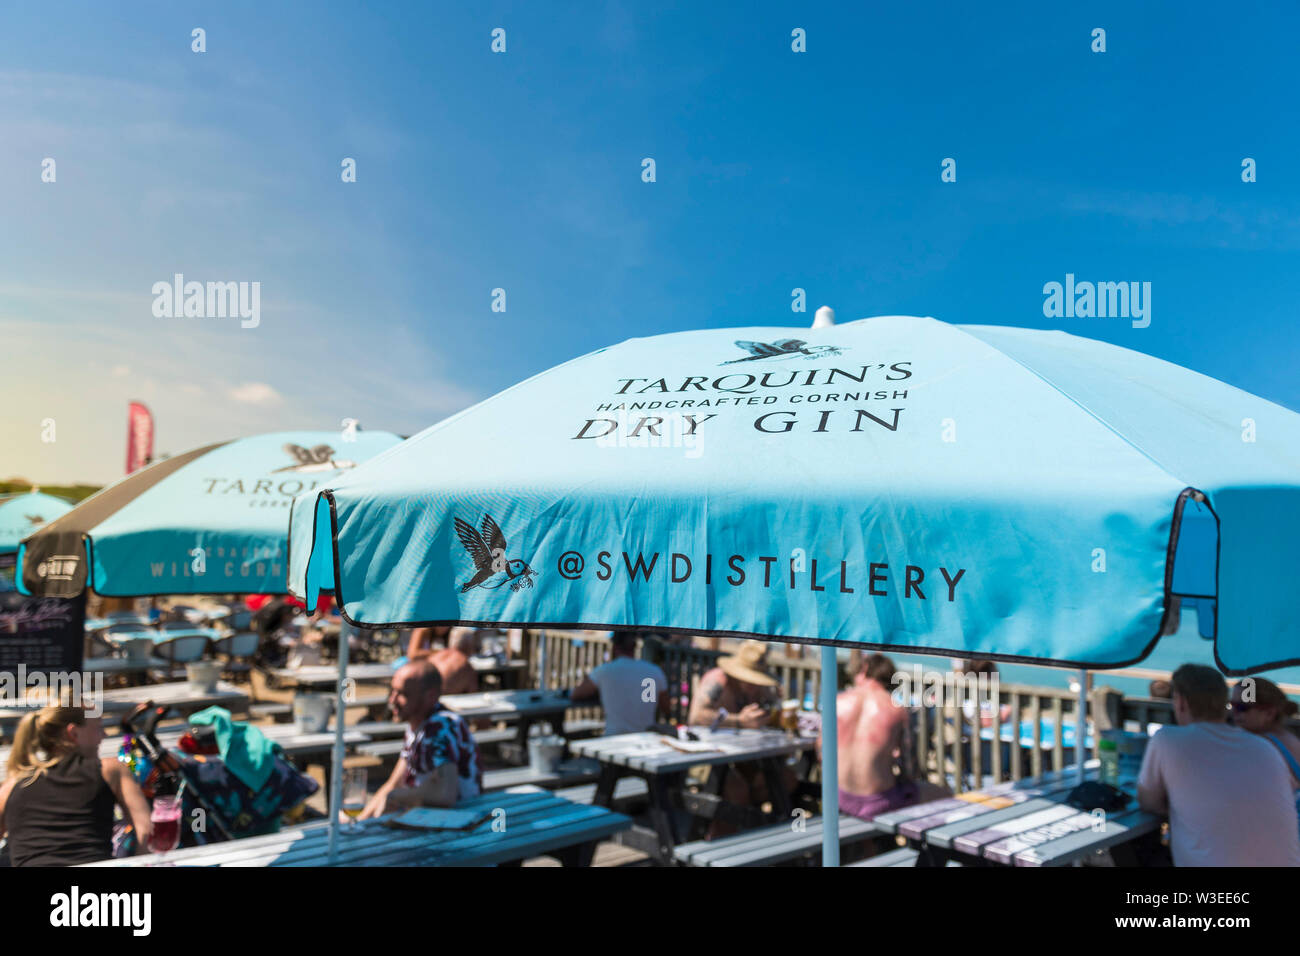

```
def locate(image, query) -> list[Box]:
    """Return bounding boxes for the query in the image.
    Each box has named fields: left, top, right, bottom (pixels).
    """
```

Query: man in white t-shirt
left=1137, top=663, right=1300, bottom=867
left=572, top=632, right=670, bottom=736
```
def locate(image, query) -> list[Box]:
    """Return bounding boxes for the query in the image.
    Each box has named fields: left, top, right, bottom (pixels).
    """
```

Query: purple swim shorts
left=839, top=780, right=920, bottom=821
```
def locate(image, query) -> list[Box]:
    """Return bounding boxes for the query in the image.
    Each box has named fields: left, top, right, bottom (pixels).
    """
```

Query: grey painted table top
left=469, top=658, right=528, bottom=673
left=84, top=656, right=170, bottom=673
left=569, top=728, right=816, bottom=774
left=270, top=664, right=397, bottom=687
left=84, top=788, right=631, bottom=867
left=99, top=680, right=249, bottom=711
left=0, top=681, right=248, bottom=722
left=106, top=628, right=221, bottom=644
left=439, top=689, right=576, bottom=719
left=871, top=761, right=1161, bottom=867
left=0, top=721, right=371, bottom=767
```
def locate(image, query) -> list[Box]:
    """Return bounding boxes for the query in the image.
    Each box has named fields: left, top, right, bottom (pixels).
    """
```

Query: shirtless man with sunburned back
left=826, top=653, right=948, bottom=820
left=429, top=629, right=480, bottom=697
left=407, top=627, right=480, bottom=696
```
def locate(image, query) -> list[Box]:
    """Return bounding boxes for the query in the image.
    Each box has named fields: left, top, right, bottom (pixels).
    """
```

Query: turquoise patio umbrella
left=0, top=490, right=74, bottom=555
left=16, top=430, right=402, bottom=597
left=286, top=312, right=1300, bottom=861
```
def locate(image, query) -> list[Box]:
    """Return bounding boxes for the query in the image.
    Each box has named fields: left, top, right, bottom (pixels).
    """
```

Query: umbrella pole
left=327, top=619, right=350, bottom=861
left=1076, top=668, right=1087, bottom=784
left=820, top=645, right=840, bottom=867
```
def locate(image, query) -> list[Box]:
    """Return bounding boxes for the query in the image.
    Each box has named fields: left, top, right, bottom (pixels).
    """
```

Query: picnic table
left=83, top=655, right=170, bottom=675
left=106, top=627, right=222, bottom=645
left=569, top=728, right=818, bottom=865
left=0, top=720, right=371, bottom=767
left=268, top=660, right=527, bottom=691
left=83, top=787, right=632, bottom=867
left=469, top=656, right=528, bottom=688
left=168, top=606, right=234, bottom=625
left=269, top=663, right=397, bottom=688
left=85, top=615, right=155, bottom=632
left=440, top=689, right=588, bottom=754
left=97, top=680, right=250, bottom=715
left=871, top=761, right=1162, bottom=866
left=0, top=681, right=247, bottom=732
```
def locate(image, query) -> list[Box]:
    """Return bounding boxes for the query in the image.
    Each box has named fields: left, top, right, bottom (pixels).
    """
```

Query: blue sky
left=2, top=1, right=1298, bottom=484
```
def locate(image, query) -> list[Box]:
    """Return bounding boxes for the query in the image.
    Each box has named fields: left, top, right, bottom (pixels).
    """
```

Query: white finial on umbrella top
left=812, top=306, right=836, bottom=329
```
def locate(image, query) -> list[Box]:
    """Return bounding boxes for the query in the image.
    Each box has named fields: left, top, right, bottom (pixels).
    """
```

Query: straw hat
left=717, top=640, right=778, bottom=687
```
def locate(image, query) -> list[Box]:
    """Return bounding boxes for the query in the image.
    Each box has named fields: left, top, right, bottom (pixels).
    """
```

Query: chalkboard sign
left=0, top=555, right=85, bottom=674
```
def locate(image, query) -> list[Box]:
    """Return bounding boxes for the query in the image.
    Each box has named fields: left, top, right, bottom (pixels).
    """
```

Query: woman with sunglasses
left=1231, top=678, right=1300, bottom=833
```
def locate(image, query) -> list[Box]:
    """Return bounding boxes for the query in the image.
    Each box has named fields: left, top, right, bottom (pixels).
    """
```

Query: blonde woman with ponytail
left=0, top=705, right=153, bottom=866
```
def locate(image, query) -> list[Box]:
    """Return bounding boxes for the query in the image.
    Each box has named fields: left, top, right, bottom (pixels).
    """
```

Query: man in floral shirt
left=359, top=659, right=483, bottom=817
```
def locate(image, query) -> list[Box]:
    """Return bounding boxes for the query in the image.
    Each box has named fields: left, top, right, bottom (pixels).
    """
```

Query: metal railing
left=910, top=681, right=1086, bottom=793
left=525, top=631, right=1084, bottom=791
left=519, top=630, right=1298, bottom=794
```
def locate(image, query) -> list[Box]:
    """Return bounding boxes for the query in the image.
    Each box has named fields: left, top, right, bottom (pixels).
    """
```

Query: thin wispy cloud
left=228, top=382, right=283, bottom=406
left=1062, top=189, right=1300, bottom=249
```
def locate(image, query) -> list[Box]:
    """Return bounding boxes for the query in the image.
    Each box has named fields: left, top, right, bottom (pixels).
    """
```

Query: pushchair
left=114, top=701, right=319, bottom=856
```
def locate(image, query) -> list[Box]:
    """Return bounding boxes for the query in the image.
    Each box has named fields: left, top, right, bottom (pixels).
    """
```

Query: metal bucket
left=185, top=660, right=221, bottom=693
left=528, top=734, right=565, bottom=774
left=293, top=692, right=333, bottom=733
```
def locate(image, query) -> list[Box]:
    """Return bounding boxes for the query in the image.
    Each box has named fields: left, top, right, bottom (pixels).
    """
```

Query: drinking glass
left=148, top=795, right=182, bottom=864
left=342, top=768, right=368, bottom=831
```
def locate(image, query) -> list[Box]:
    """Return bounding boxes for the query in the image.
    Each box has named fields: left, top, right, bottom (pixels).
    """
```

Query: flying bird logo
left=721, top=339, right=845, bottom=364
left=25, top=514, right=45, bottom=526
left=454, top=513, right=537, bottom=592
left=273, top=444, right=358, bottom=473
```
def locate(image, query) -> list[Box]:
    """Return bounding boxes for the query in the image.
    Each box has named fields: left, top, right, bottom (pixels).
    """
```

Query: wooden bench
left=336, top=720, right=407, bottom=740
left=357, top=721, right=604, bottom=764
left=559, top=718, right=605, bottom=737
left=357, top=740, right=404, bottom=760
left=552, top=777, right=650, bottom=808
left=105, top=719, right=191, bottom=740
left=848, top=846, right=921, bottom=867
left=482, top=759, right=602, bottom=792
left=350, top=691, right=390, bottom=713
left=475, top=728, right=522, bottom=747
left=495, top=718, right=607, bottom=763
left=249, top=703, right=293, bottom=723
left=847, top=847, right=964, bottom=867
left=357, top=727, right=518, bottom=762
left=673, top=814, right=884, bottom=867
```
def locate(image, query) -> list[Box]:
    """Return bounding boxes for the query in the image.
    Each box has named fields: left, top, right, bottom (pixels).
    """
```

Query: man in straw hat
left=689, top=640, right=781, bottom=730
left=689, top=640, right=791, bottom=837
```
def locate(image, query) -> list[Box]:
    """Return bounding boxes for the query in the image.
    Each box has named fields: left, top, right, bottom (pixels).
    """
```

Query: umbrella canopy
left=287, top=315, right=1300, bottom=676
left=0, top=490, right=74, bottom=555
left=17, top=430, right=401, bottom=597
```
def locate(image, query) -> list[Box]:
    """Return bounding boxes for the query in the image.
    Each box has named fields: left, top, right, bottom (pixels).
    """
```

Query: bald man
left=359, top=659, right=483, bottom=817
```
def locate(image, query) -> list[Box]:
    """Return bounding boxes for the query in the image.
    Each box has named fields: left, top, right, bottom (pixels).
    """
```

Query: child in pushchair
left=113, top=702, right=319, bottom=856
